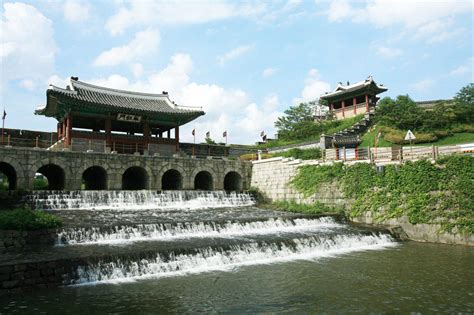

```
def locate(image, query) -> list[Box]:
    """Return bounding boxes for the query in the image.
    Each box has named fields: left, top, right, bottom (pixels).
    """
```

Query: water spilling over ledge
left=26, top=190, right=255, bottom=211
left=57, top=217, right=343, bottom=245
left=70, top=233, right=396, bottom=285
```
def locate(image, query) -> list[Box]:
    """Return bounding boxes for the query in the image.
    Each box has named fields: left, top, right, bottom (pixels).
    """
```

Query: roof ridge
left=71, top=79, right=170, bottom=99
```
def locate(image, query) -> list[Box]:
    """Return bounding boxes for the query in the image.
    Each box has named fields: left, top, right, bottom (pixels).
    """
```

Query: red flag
left=260, top=130, right=265, bottom=137
left=223, top=131, right=227, bottom=137
left=2, top=110, right=6, bottom=120
left=192, top=129, right=195, bottom=136
left=206, top=131, right=210, bottom=138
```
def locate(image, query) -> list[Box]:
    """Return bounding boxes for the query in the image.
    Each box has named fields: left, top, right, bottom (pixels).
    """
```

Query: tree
left=275, top=103, right=314, bottom=139
left=375, top=95, right=424, bottom=130
left=204, top=136, right=216, bottom=145
left=453, top=83, right=474, bottom=124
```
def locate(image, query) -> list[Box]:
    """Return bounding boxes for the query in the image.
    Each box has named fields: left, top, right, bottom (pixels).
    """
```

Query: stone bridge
left=0, top=147, right=252, bottom=191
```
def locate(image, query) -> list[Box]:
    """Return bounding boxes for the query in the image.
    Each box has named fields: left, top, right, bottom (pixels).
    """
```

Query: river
left=1, top=191, right=473, bottom=313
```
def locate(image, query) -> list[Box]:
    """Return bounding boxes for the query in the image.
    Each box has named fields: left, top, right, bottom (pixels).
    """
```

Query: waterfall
left=57, top=217, right=343, bottom=245
left=71, top=233, right=396, bottom=285
left=26, top=190, right=255, bottom=210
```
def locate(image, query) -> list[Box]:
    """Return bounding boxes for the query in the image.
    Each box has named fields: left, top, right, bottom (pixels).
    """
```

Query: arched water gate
left=36, top=164, right=66, bottom=190
left=194, top=171, right=213, bottom=190
left=162, top=169, right=182, bottom=190
left=224, top=171, right=242, bottom=191
left=82, top=166, right=108, bottom=190
left=0, top=162, right=17, bottom=190
left=122, top=166, right=149, bottom=190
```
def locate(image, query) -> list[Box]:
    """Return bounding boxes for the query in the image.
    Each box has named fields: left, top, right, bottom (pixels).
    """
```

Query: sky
left=1, top=0, right=473, bottom=144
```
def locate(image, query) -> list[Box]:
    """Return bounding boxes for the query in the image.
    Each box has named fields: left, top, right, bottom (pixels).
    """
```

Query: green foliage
left=291, top=163, right=344, bottom=197
left=0, top=207, right=62, bottom=231
left=266, top=200, right=343, bottom=215
left=272, top=104, right=364, bottom=143
left=204, top=137, right=216, bottom=145
left=272, top=148, right=322, bottom=160
left=33, top=177, right=49, bottom=190
left=247, top=186, right=266, bottom=204
left=274, top=103, right=314, bottom=139
left=453, top=83, right=474, bottom=124
left=290, top=156, right=474, bottom=234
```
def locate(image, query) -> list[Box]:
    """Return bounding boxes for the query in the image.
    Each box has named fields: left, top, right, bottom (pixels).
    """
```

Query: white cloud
left=450, top=59, right=473, bottom=76
left=47, top=75, right=71, bottom=87
left=63, top=0, right=91, bottom=23
left=293, top=69, right=331, bottom=104
left=217, top=45, right=253, bottom=66
left=262, top=67, right=279, bottom=78
left=106, top=1, right=265, bottom=35
left=0, top=3, right=56, bottom=90
left=326, top=0, right=472, bottom=43
left=20, top=79, right=36, bottom=90
left=130, top=63, right=144, bottom=78
left=410, top=79, right=434, bottom=93
left=93, top=29, right=160, bottom=67
left=82, top=54, right=280, bottom=144
left=376, top=46, right=403, bottom=59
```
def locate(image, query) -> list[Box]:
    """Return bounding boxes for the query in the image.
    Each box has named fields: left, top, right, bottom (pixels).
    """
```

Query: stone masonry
left=0, top=146, right=252, bottom=191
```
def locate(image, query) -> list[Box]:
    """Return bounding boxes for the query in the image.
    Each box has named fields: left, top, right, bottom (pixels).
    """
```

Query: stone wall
left=251, top=157, right=472, bottom=246
left=0, top=229, right=56, bottom=252
left=251, top=157, right=350, bottom=208
left=352, top=213, right=473, bottom=246
left=0, top=146, right=252, bottom=191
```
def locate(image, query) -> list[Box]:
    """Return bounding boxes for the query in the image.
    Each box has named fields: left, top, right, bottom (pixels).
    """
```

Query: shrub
left=272, top=148, right=322, bottom=160
left=0, top=207, right=62, bottom=230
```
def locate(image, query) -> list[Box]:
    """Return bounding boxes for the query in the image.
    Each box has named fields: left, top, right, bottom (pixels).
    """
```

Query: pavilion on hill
left=320, top=76, right=387, bottom=120
left=35, top=77, right=204, bottom=155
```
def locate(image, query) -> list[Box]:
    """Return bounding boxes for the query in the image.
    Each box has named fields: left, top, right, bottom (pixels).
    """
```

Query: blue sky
left=1, top=0, right=473, bottom=144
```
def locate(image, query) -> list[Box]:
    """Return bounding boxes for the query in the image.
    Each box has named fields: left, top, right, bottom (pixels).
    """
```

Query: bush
left=289, top=156, right=474, bottom=234
left=0, top=207, right=62, bottom=230
left=272, top=148, right=322, bottom=160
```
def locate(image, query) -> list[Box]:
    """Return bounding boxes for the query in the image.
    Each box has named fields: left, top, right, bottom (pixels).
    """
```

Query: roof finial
left=71, top=76, right=79, bottom=81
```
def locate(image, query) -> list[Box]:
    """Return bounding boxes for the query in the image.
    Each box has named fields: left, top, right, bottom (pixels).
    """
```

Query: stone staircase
left=47, top=139, right=65, bottom=151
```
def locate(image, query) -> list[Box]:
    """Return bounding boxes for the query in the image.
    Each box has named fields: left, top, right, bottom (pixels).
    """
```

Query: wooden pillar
left=57, top=123, right=61, bottom=141
left=62, top=121, right=66, bottom=140
left=167, top=130, right=170, bottom=139
left=175, top=125, right=180, bottom=152
left=365, top=94, right=369, bottom=112
left=66, top=114, right=72, bottom=146
left=342, top=100, right=345, bottom=118
left=143, top=121, right=150, bottom=146
left=105, top=116, right=112, bottom=146
left=353, top=97, right=357, bottom=115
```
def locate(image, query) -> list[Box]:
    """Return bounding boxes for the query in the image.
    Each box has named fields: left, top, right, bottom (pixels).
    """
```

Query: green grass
left=414, top=133, right=474, bottom=146
left=361, top=126, right=474, bottom=148
left=0, top=207, right=62, bottom=230
left=259, top=115, right=365, bottom=149
left=360, top=126, right=392, bottom=147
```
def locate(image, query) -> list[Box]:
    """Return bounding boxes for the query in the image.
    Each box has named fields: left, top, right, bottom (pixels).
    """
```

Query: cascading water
left=71, top=233, right=396, bottom=285
left=21, top=190, right=398, bottom=287
left=57, top=217, right=343, bottom=245
left=26, top=190, right=255, bottom=210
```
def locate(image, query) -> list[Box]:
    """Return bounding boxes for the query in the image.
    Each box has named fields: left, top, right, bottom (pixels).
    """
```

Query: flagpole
left=1, top=108, right=5, bottom=145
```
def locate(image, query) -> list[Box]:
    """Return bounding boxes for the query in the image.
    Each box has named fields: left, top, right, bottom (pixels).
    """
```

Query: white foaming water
left=28, top=190, right=255, bottom=210
left=71, top=233, right=397, bottom=285
left=57, top=217, right=342, bottom=245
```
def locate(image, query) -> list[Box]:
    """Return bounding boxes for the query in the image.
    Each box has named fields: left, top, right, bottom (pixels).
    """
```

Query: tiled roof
left=320, top=76, right=388, bottom=100
left=36, top=77, right=204, bottom=119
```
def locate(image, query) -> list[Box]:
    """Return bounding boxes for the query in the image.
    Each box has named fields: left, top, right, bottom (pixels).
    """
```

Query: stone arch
left=224, top=171, right=242, bottom=192
left=36, top=164, right=66, bottom=190
left=122, top=166, right=149, bottom=190
left=82, top=166, right=108, bottom=190
left=161, top=169, right=183, bottom=190
left=194, top=171, right=213, bottom=190
left=0, top=162, right=17, bottom=190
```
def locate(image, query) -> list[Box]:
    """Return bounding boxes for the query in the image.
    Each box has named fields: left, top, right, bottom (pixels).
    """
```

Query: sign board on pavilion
left=117, top=113, right=142, bottom=123
left=404, top=130, right=416, bottom=141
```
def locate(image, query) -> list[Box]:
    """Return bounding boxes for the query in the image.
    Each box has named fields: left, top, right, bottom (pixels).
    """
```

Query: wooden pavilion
left=35, top=77, right=204, bottom=155
left=320, top=76, right=387, bottom=120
